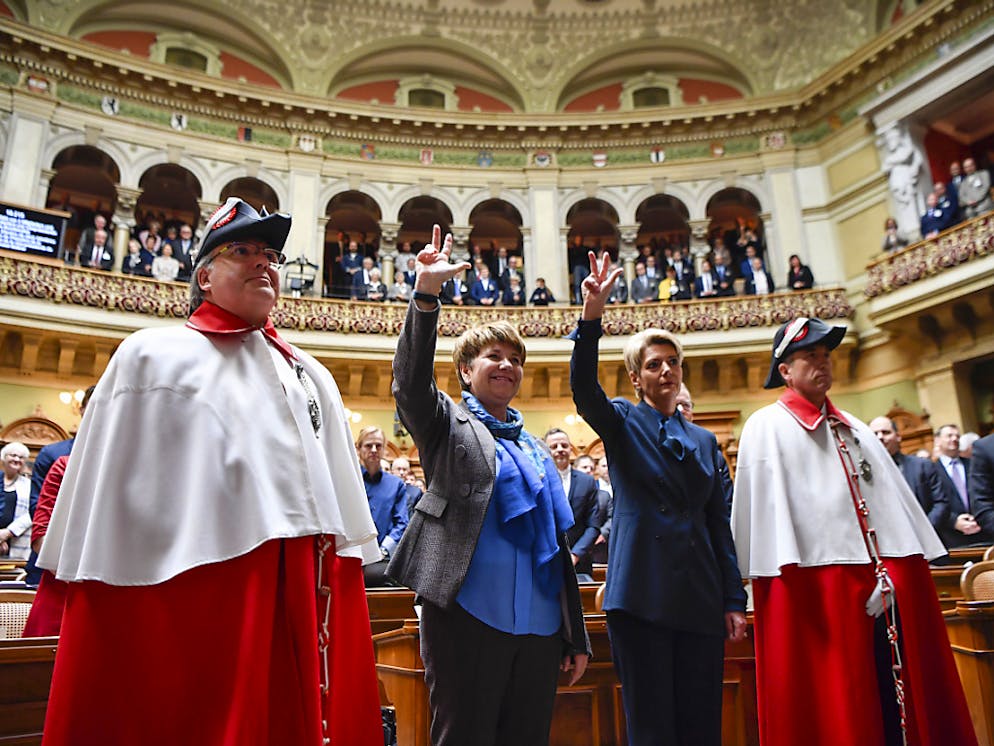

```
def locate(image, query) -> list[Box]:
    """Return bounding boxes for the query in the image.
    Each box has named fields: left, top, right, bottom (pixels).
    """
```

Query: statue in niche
left=880, top=125, right=926, bottom=241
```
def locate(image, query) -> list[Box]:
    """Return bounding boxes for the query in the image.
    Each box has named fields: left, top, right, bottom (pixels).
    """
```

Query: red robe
left=22, top=455, right=70, bottom=637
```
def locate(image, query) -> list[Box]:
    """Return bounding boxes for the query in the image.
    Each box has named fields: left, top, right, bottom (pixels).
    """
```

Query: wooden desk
left=946, top=601, right=994, bottom=746
left=366, top=583, right=605, bottom=635
left=0, top=636, right=57, bottom=745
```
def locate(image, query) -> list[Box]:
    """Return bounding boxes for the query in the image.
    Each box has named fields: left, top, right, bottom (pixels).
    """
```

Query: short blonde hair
left=452, top=321, right=526, bottom=391
left=623, top=328, right=684, bottom=399
left=355, top=425, right=384, bottom=448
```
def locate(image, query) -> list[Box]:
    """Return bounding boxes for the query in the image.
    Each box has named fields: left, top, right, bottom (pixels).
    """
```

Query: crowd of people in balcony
left=64, top=211, right=821, bottom=307
left=884, top=157, right=993, bottom=250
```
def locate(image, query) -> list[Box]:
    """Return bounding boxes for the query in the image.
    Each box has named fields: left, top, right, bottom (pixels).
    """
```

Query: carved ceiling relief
left=24, top=0, right=879, bottom=107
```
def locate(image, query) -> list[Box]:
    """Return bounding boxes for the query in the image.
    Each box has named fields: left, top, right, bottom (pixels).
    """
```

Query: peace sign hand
left=581, top=251, right=624, bottom=320
left=415, top=224, right=471, bottom=297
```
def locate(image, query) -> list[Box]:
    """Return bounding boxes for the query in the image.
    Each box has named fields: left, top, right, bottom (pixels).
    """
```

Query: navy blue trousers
left=607, top=609, right=724, bottom=746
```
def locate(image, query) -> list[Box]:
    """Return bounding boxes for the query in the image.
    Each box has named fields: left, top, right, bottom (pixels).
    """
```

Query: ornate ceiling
left=9, top=0, right=902, bottom=111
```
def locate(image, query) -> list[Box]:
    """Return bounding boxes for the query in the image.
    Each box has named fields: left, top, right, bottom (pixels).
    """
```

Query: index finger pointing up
left=432, top=224, right=441, bottom=251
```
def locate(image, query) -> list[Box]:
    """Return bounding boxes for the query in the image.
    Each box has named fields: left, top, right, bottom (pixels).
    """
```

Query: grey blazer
left=388, top=300, right=590, bottom=656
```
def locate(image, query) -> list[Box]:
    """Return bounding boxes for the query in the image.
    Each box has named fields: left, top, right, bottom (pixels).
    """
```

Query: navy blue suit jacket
left=893, top=452, right=950, bottom=532
left=968, top=434, right=994, bottom=538
left=569, top=319, right=745, bottom=635
left=936, top=456, right=993, bottom=546
left=564, top=469, right=602, bottom=572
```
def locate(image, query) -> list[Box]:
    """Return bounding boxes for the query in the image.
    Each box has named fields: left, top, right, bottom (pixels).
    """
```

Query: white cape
left=39, top=325, right=380, bottom=585
left=731, top=401, right=946, bottom=578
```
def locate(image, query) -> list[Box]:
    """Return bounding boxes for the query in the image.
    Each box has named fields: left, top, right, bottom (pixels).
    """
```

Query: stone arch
left=325, top=36, right=528, bottom=112
left=554, top=36, right=756, bottom=112
left=219, top=177, right=282, bottom=213
left=211, top=165, right=289, bottom=209
left=46, top=144, right=122, bottom=249
left=468, top=198, right=524, bottom=254
left=322, top=190, right=384, bottom=298
left=397, top=195, right=455, bottom=244
left=634, top=193, right=692, bottom=257
left=136, top=163, right=203, bottom=236
left=385, top=185, right=458, bottom=226
left=705, top=186, right=767, bottom=272
left=559, top=188, right=628, bottom=229
left=462, top=189, right=531, bottom=230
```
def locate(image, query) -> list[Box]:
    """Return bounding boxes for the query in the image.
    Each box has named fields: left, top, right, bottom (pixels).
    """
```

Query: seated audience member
left=529, top=277, right=555, bottom=305
left=500, top=255, right=525, bottom=296
left=138, top=219, right=163, bottom=255
left=439, top=276, right=467, bottom=305
left=151, top=242, right=181, bottom=282
left=0, top=442, right=31, bottom=559
left=22, top=454, right=70, bottom=636
left=388, top=270, right=413, bottom=302
left=745, top=257, right=775, bottom=295
left=83, top=229, right=114, bottom=270
left=470, top=265, right=500, bottom=306
left=958, top=157, right=993, bottom=218
left=970, top=432, right=994, bottom=539
left=869, top=417, right=950, bottom=534
left=503, top=276, right=526, bottom=306
left=356, top=427, right=408, bottom=586
left=713, top=253, right=735, bottom=296
left=75, top=214, right=110, bottom=266
left=739, top=245, right=760, bottom=281
left=934, top=423, right=993, bottom=547
left=606, top=262, right=627, bottom=304
left=694, top=259, right=721, bottom=298
left=630, top=262, right=657, bottom=304
left=389, top=456, right=423, bottom=516
left=121, top=238, right=154, bottom=276
left=786, top=254, right=814, bottom=290
left=934, top=182, right=959, bottom=230
left=960, top=432, right=979, bottom=459
left=364, top=267, right=388, bottom=302
left=544, top=429, right=602, bottom=576
left=881, top=217, right=908, bottom=252
left=351, top=256, right=376, bottom=300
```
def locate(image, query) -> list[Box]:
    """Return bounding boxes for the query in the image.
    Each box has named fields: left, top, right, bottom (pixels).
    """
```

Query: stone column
left=688, top=220, right=711, bottom=274
left=0, top=96, right=55, bottom=205
left=916, top=362, right=971, bottom=435
left=36, top=168, right=55, bottom=209
left=315, top=215, right=330, bottom=296
left=377, top=221, right=401, bottom=293
left=618, top=223, right=640, bottom=286
left=526, top=172, right=565, bottom=301
left=113, top=186, right=141, bottom=270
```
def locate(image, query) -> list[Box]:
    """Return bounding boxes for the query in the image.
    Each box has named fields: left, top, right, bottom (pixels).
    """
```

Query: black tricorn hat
left=763, top=317, right=846, bottom=389
left=194, top=197, right=291, bottom=269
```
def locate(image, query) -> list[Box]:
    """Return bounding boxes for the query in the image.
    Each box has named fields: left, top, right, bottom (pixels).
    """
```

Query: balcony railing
left=865, top=213, right=994, bottom=298
left=0, top=255, right=852, bottom=338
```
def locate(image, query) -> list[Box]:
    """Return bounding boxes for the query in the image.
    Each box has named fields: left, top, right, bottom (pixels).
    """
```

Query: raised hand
left=581, top=251, right=624, bottom=320
left=414, top=224, right=471, bottom=296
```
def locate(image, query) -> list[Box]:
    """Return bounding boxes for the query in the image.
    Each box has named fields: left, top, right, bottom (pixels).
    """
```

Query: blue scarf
left=461, top=392, right=574, bottom=592
left=658, top=410, right=713, bottom=478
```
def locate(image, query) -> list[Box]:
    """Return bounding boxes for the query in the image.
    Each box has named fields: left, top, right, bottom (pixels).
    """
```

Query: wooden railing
left=865, top=212, right=994, bottom=299
left=0, top=254, right=853, bottom=338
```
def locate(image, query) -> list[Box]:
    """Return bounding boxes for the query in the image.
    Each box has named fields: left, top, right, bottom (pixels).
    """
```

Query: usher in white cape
left=39, top=325, right=380, bottom=585
left=731, top=398, right=945, bottom=578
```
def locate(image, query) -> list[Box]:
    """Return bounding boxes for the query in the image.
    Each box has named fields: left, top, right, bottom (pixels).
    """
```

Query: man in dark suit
left=869, top=416, right=950, bottom=533
left=670, top=247, right=695, bottom=286
left=545, top=429, right=602, bottom=576
left=934, top=423, right=991, bottom=546
left=350, top=256, right=375, bottom=300
left=694, top=259, right=720, bottom=298
left=498, top=255, right=525, bottom=296
left=82, top=228, right=114, bottom=270
left=629, top=262, right=657, bottom=304
left=167, top=223, right=196, bottom=281
left=969, top=431, right=994, bottom=537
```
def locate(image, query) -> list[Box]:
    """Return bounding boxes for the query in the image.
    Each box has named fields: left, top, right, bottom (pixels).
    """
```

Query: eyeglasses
left=214, top=242, right=286, bottom=268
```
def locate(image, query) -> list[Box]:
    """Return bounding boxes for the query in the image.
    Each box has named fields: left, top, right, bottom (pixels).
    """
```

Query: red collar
left=776, top=388, right=850, bottom=431
left=186, top=301, right=297, bottom=364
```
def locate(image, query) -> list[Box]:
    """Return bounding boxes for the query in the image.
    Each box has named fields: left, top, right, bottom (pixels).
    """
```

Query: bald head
left=869, top=416, right=900, bottom=456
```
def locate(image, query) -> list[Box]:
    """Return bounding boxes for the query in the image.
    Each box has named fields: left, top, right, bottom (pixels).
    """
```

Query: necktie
left=950, top=459, right=969, bottom=508
left=91, top=245, right=101, bottom=266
